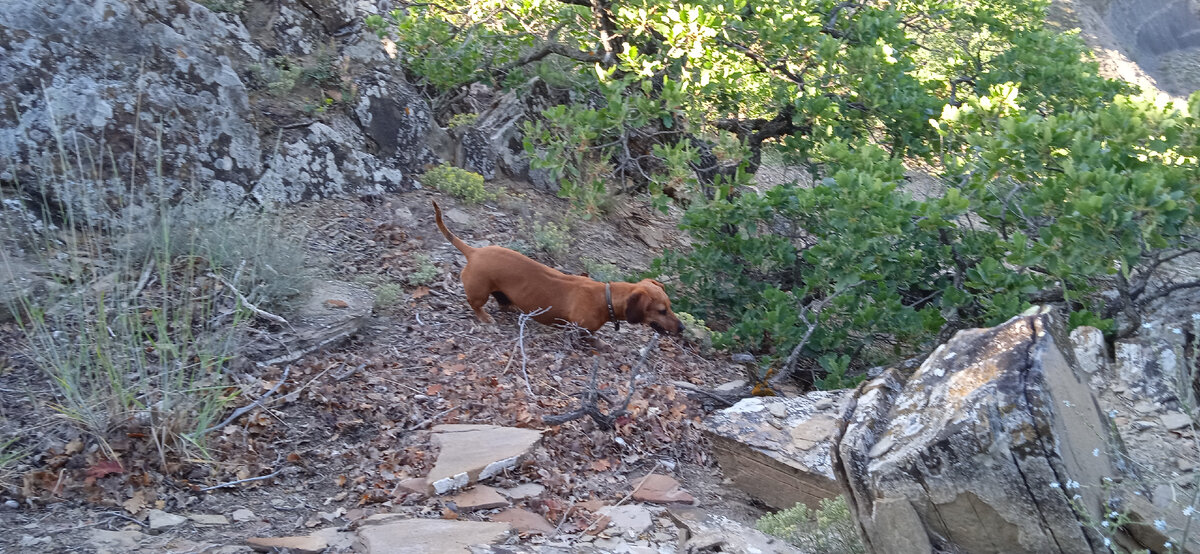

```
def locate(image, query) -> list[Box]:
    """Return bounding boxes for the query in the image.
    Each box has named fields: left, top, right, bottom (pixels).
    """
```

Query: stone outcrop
left=0, top=0, right=528, bottom=228
left=708, top=308, right=1144, bottom=553
left=841, top=308, right=1115, bottom=553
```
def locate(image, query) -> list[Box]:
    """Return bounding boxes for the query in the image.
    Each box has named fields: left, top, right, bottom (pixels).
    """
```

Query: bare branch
left=543, top=334, right=658, bottom=429
left=199, top=464, right=286, bottom=492
left=770, top=283, right=861, bottom=391
left=196, top=365, right=291, bottom=437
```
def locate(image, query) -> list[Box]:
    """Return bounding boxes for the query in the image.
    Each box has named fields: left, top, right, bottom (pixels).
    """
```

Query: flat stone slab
left=449, top=485, right=510, bottom=511
left=500, top=483, right=545, bottom=500
left=247, top=534, right=328, bottom=553
left=597, top=505, right=654, bottom=535
left=355, top=518, right=511, bottom=553
left=427, top=424, right=542, bottom=494
left=148, top=509, right=188, bottom=531
left=490, top=508, right=556, bottom=536
left=704, top=392, right=853, bottom=509
left=631, top=474, right=695, bottom=505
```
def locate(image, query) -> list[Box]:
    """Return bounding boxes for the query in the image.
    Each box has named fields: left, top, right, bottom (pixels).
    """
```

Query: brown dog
left=433, top=201, right=684, bottom=334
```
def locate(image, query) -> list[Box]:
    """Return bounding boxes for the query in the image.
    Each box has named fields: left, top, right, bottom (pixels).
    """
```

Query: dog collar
left=605, top=282, right=619, bottom=331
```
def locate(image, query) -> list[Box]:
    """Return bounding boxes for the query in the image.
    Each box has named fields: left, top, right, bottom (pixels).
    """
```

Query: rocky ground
left=0, top=180, right=793, bottom=553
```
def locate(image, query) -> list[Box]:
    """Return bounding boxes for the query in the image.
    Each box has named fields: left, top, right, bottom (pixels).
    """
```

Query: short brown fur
left=432, top=201, right=684, bottom=334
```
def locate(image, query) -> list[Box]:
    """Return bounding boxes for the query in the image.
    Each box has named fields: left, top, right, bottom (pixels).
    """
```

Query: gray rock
left=148, top=508, right=188, bottom=531
left=242, top=280, right=374, bottom=365
left=597, top=505, right=654, bottom=535
left=0, top=0, right=428, bottom=228
left=499, top=483, right=545, bottom=500
left=1160, top=411, right=1193, bottom=430
left=839, top=308, right=1114, bottom=553
left=704, top=392, right=853, bottom=510
left=1069, top=325, right=1107, bottom=374
left=1114, top=335, right=1186, bottom=405
left=89, top=529, right=145, bottom=554
left=669, top=507, right=805, bottom=554
left=355, top=517, right=511, bottom=553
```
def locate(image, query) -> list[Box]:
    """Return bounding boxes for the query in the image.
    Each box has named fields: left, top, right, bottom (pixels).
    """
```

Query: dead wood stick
left=543, top=334, right=658, bottom=429
left=770, top=282, right=860, bottom=391
left=670, top=380, right=739, bottom=408
left=199, top=465, right=287, bottom=492
left=197, top=365, right=291, bottom=436
left=208, top=272, right=290, bottom=327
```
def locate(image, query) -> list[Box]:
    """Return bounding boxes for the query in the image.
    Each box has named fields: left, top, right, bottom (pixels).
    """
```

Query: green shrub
left=655, top=90, right=1200, bottom=389
left=531, top=221, right=571, bottom=258
left=406, top=253, right=440, bottom=286
left=373, top=282, right=404, bottom=307
left=581, top=258, right=623, bottom=283
left=422, top=165, right=494, bottom=203
left=448, top=113, right=479, bottom=129
left=757, top=496, right=865, bottom=554
left=676, top=311, right=713, bottom=352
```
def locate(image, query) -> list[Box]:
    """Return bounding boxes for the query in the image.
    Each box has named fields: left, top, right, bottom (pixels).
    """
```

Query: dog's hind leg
left=466, top=288, right=495, bottom=323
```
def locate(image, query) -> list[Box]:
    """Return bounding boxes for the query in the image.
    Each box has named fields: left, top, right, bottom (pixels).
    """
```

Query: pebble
left=3, top=499, right=18, bottom=509
left=231, top=508, right=256, bottom=522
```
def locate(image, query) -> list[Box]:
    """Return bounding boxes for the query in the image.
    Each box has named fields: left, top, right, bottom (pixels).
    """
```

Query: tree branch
left=542, top=334, right=658, bottom=429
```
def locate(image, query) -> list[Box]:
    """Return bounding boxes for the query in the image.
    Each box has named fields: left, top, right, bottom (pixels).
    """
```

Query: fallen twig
left=543, top=334, right=658, bottom=429
left=199, top=465, right=286, bottom=492
left=196, top=365, right=291, bottom=436
left=208, top=272, right=291, bottom=327
left=407, top=406, right=459, bottom=431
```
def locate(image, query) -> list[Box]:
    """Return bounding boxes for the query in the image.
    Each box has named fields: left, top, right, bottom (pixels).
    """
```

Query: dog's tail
left=432, top=201, right=474, bottom=257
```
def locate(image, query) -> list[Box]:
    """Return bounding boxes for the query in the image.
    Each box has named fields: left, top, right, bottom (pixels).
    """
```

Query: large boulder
left=840, top=308, right=1116, bottom=553
left=709, top=308, right=1126, bottom=553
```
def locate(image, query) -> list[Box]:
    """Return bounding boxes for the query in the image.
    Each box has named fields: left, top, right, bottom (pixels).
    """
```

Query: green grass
left=1, top=106, right=306, bottom=466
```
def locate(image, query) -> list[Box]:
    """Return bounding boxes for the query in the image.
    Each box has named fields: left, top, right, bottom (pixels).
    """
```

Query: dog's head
left=625, top=279, right=684, bottom=335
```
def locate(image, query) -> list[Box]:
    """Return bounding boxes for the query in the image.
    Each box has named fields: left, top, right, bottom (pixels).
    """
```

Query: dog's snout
left=677, top=321, right=685, bottom=334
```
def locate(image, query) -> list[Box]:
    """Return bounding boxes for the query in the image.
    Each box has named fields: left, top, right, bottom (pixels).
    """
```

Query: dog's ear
left=625, top=290, right=646, bottom=323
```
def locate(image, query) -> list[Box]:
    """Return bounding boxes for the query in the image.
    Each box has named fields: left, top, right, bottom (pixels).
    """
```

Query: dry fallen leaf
left=411, top=286, right=431, bottom=299
left=85, top=459, right=123, bottom=480
left=122, top=490, right=147, bottom=514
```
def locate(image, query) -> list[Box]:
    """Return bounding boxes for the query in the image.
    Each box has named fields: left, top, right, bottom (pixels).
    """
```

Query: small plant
left=407, top=253, right=440, bottom=286
left=502, top=239, right=533, bottom=256
left=676, top=311, right=713, bottom=352
left=531, top=221, right=571, bottom=258
left=581, top=258, right=623, bottom=283
left=422, top=165, right=494, bottom=203
left=448, top=113, right=479, bottom=129
left=757, top=496, right=866, bottom=554
left=374, top=282, right=404, bottom=307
